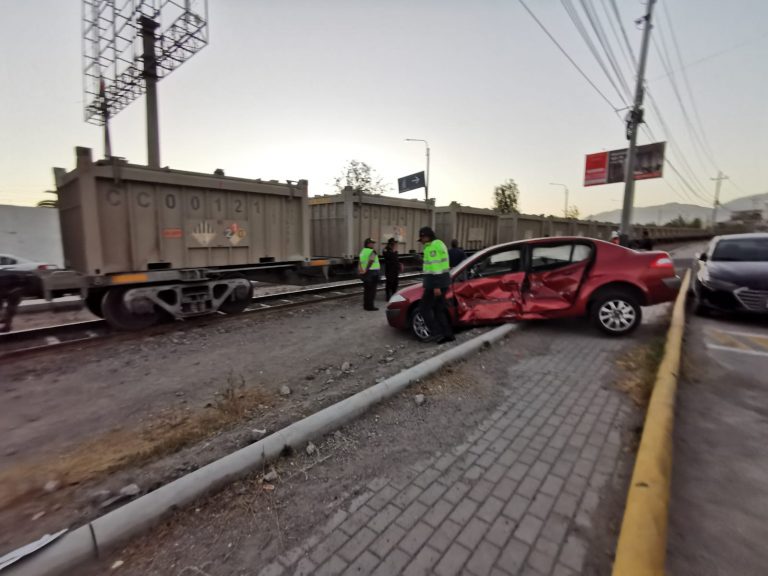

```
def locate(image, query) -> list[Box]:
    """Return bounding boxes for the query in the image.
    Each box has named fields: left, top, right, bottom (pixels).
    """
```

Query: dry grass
left=615, top=337, right=667, bottom=407
left=412, top=364, right=477, bottom=396
left=0, top=372, right=273, bottom=511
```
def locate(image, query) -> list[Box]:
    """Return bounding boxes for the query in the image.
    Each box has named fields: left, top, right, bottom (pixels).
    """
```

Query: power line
left=660, top=1, right=719, bottom=170
left=560, top=0, right=629, bottom=103
left=653, top=28, right=716, bottom=177
left=645, top=91, right=713, bottom=201
left=605, top=1, right=714, bottom=204
left=517, top=0, right=622, bottom=111
left=650, top=30, right=768, bottom=81
left=599, top=0, right=636, bottom=78
left=580, top=0, right=633, bottom=99
left=608, top=0, right=637, bottom=66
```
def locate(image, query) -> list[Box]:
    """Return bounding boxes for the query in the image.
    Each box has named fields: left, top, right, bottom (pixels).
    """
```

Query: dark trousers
left=420, top=287, right=453, bottom=339
left=385, top=274, right=399, bottom=301
left=0, top=290, right=22, bottom=332
left=362, top=272, right=380, bottom=310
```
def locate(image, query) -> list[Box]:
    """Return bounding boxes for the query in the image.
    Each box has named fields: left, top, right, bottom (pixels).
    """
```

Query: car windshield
left=711, top=238, right=768, bottom=262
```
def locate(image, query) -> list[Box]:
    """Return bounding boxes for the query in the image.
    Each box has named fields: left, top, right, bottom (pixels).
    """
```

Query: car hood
left=394, top=282, right=424, bottom=301
left=708, top=261, right=768, bottom=289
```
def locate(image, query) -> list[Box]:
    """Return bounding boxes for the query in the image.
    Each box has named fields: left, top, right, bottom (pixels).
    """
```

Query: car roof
left=713, top=232, right=768, bottom=242
left=465, top=236, right=610, bottom=260
left=0, top=253, right=33, bottom=261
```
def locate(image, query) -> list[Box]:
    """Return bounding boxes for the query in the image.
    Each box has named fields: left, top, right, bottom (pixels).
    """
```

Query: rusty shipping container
left=309, top=187, right=433, bottom=259
left=435, top=204, right=498, bottom=250
left=55, top=147, right=310, bottom=276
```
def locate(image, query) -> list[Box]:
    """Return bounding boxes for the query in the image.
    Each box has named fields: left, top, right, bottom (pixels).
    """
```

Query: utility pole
left=711, top=171, right=728, bottom=228
left=140, top=16, right=161, bottom=168
left=620, top=0, right=656, bottom=242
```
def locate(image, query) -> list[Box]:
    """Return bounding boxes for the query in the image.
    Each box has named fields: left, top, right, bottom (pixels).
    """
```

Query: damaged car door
left=523, top=242, right=593, bottom=316
left=452, top=248, right=526, bottom=324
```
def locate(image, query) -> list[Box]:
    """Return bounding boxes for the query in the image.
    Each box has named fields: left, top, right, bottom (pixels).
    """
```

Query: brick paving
left=258, top=332, right=636, bottom=576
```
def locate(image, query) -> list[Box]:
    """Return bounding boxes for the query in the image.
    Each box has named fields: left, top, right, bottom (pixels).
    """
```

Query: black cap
left=363, top=237, right=375, bottom=245
left=384, top=237, right=396, bottom=244
left=418, top=226, right=435, bottom=239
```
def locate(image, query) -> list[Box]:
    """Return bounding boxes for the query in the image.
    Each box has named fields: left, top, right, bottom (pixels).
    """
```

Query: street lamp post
left=549, top=183, right=569, bottom=218
left=405, top=138, right=430, bottom=202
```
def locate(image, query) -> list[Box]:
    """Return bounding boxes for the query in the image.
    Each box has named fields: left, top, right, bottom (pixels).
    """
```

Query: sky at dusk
left=0, top=0, right=766, bottom=219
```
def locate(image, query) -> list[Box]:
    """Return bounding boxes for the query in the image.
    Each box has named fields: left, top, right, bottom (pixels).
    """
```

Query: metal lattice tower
left=82, top=0, right=209, bottom=126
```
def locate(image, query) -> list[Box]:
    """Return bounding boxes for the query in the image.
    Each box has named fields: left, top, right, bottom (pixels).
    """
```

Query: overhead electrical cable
left=608, top=0, right=637, bottom=65
left=660, top=0, right=719, bottom=170
left=560, top=0, right=629, bottom=103
left=579, top=0, right=633, bottom=99
left=517, top=0, right=622, bottom=111
left=600, top=0, right=636, bottom=74
left=652, top=31, right=715, bottom=179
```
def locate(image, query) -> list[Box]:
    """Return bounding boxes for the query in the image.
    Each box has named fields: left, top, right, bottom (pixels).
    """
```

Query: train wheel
left=85, top=290, right=105, bottom=318
left=218, top=274, right=254, bottom=315
left=102, top=287, right=158, bottom=331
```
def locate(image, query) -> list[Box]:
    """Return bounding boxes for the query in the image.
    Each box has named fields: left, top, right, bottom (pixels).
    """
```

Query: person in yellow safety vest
left=418, top=226, right=455, bottom=344
left=358, top=238, right=381, bottom=311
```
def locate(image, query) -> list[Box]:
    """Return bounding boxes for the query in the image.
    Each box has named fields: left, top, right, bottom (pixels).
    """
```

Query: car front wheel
left=410, top=307, right=433, bottom=342
left=591, top=291, right=642, bottom=336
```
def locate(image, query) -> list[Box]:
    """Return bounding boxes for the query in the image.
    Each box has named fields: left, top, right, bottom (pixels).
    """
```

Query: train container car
left=548, top=217, right=574, bottom=237
left=435, top=204, right=498, bottom=250
left=53, top=147, right=310, bottom=329
left=309, top=187, right=433, bottom=259
left=499, top=214, right=545, bottom=242
left=574, top=220, right=593, bottom=237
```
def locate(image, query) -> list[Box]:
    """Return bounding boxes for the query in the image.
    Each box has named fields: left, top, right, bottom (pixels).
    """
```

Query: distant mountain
left=587, top=192, right=768, bottom=225
left=721, top=191, right=768, bottom=215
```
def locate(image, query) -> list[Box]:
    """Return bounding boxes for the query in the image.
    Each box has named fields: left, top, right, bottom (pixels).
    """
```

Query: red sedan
left=386, top=237, right=681, bottom=339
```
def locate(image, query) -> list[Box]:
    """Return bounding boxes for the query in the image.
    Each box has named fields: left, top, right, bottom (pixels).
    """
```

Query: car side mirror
left=698, top=252, right=708, bottom=262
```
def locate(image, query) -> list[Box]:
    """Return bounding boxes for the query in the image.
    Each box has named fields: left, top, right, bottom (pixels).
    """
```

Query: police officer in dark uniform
left=382, top=237, right=402, bottom=301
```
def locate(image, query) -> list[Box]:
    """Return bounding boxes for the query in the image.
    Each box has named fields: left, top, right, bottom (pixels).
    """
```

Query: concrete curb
left=4, top=324, right=519, bottom=576
left=612, top=270, right=691, bottom=576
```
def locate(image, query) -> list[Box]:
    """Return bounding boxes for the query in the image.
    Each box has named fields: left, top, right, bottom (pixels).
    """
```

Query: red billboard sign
left=584, top=142, right=666, bottom=186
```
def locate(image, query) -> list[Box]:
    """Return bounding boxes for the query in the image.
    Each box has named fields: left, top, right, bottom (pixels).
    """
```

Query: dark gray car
left=693, top=233, right=768, bottom=316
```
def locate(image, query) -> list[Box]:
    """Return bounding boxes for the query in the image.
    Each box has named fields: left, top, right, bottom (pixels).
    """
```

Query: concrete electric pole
left=620, top=0, right=657, bottom=242
left=711, top=171, right=728, bottom=228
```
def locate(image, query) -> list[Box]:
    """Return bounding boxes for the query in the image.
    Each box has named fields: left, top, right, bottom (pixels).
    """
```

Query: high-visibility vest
left=422, top=239, right=450, bottom=274
left=358, top=247, right=380, bottom=274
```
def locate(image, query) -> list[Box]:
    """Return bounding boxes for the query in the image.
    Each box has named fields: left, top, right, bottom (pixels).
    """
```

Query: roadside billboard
left=584, top=142, right=666, bottom=186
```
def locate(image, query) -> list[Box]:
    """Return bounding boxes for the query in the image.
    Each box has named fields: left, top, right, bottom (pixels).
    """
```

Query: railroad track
left=0, top=275, right=422, bottom=360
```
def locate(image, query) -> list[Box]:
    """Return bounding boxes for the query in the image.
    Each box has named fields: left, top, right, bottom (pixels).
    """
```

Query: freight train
left=22, top=147, right=710, bottom=330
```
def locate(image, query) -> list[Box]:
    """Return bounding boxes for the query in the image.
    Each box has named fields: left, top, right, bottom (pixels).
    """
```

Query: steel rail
left=0, top=276, right=422, bottom=360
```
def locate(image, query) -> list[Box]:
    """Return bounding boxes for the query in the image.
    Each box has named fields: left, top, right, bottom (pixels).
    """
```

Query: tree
left=36, top=199, right=58, bottom=208
left=493, top=179, right=520, bottom=214
left=333, top=160, right=390, bottom=194
left=565, top=205, right=580, bottom=219
left=663, top=215, right=701, bottom=228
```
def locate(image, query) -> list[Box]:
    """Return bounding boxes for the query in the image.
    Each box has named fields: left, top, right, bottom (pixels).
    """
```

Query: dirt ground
left=0, top=291, right=489, bottom=555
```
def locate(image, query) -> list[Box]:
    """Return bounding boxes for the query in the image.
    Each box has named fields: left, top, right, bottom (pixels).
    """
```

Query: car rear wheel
left=591, top=291, right=642, bottom=336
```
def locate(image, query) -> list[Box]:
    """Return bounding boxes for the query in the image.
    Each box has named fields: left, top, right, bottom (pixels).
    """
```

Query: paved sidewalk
left=258, top=331, right=639, bottom=576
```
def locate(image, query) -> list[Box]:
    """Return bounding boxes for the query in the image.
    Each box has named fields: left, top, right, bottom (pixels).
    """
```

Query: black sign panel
left=398, top=171, right=426, bottom=193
